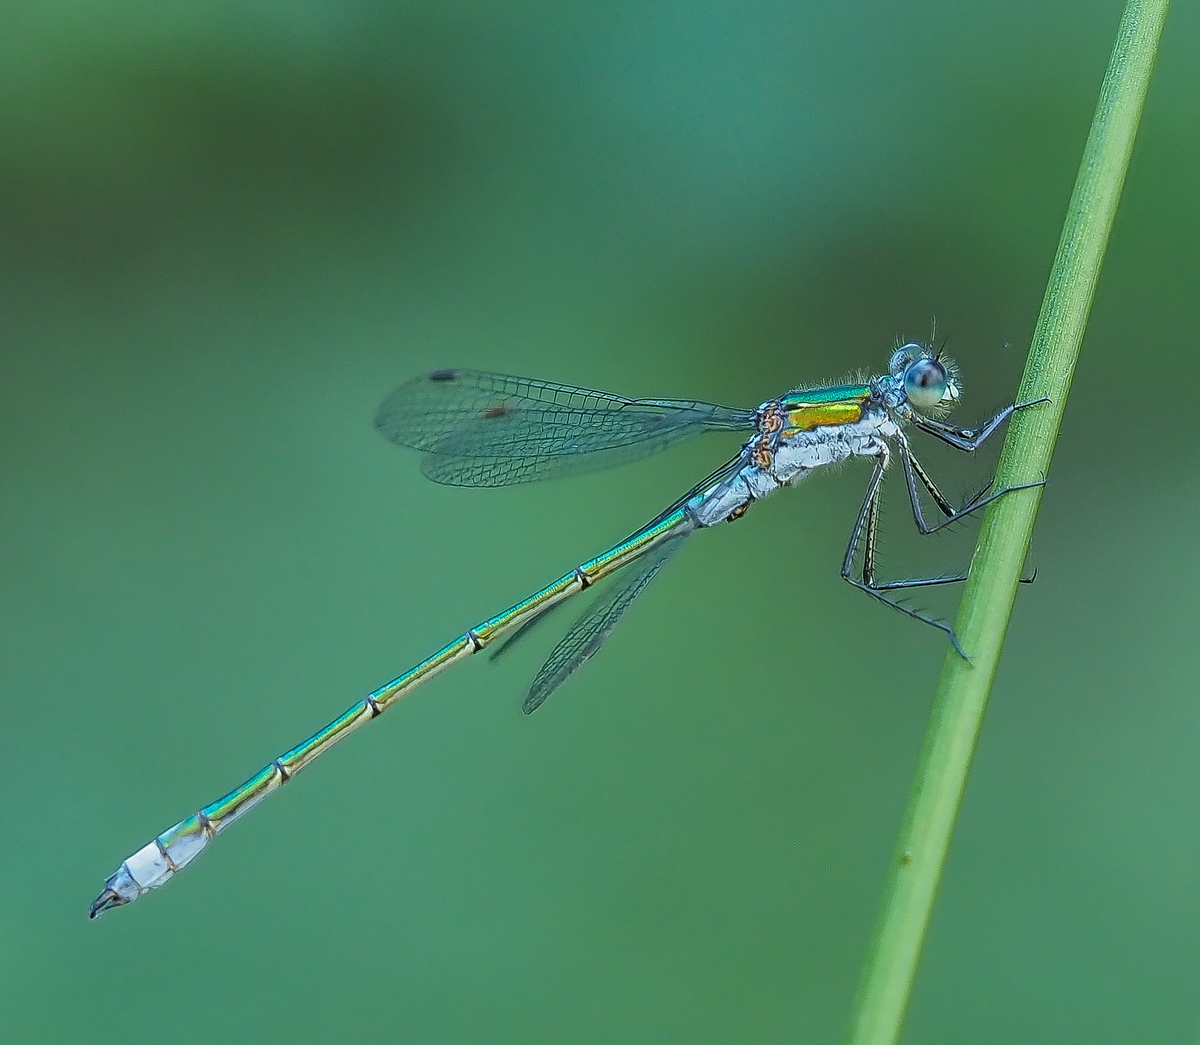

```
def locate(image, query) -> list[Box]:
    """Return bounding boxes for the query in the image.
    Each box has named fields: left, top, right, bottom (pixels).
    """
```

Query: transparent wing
left=523, top=534, right=688, bottom=713
left=489, top=453, right=742, bottom=667
left=375, top=369, right=754, bottom=487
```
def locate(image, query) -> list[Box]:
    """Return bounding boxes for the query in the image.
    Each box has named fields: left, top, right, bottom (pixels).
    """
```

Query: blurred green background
left=2, top=1, right=1197, bottom=1042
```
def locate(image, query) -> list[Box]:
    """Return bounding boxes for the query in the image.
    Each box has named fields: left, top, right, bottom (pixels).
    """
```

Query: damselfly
left=90, top=343, right=1042, bottom=917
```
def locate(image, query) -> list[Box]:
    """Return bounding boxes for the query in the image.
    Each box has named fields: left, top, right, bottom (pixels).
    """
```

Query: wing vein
left=524, top=534, right=688, bottom=712
left=375, top=369, right=754, bottom=486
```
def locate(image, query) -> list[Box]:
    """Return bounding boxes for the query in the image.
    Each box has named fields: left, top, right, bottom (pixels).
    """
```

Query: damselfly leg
left=842, top=398, right=1047, bottom=656
left=909, top=396, right=1050, bottom=451
left=841, top=445, right=974, bottom=656
left=896, top=437, right=1044, bottom=538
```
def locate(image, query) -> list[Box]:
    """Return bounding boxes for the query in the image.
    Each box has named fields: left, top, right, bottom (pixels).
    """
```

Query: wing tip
left=373, top=368, right=464, bottom=439
left=522, top=691, right=549, bottom=715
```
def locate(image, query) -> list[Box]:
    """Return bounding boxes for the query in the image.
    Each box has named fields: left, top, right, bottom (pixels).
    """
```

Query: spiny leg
left=897, top=433, right=955, bottom=529
left=842, top=445, right=1045, bottom=656
left=896, top=433, right=1045, bottom=537
left=840, top=446, right=968, bottom=657
left=855, top=476, right=971, bottom=591
left=910, top=396, right=1049, bottom=452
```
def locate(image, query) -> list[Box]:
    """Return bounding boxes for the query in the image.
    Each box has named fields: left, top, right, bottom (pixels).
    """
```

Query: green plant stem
left=845, top=2, right=1170, bottom=1042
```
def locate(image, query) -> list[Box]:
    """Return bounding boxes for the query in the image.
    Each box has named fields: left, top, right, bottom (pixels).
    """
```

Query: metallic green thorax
left=780, top=383, right=872, bottom=408
left=779, top=384, right=872, bottom=433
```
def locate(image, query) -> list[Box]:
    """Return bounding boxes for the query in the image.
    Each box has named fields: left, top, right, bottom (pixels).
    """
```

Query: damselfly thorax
left=689, top=385, right=900, bottom=527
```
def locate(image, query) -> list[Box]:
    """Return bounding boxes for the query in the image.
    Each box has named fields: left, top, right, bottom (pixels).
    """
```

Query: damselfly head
left=889, top=343, right=961, bottom=412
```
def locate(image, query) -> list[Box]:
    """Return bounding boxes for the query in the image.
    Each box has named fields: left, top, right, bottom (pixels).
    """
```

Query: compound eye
left=903, top=358, right=949, bottom=409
